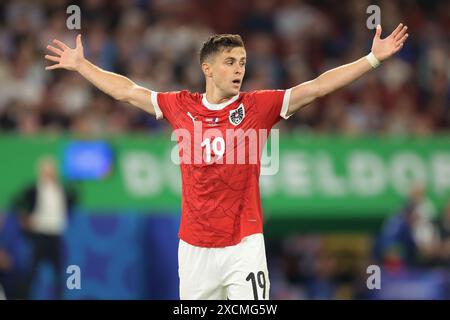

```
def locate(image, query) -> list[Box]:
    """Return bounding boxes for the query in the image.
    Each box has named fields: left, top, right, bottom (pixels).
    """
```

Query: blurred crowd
left=0, top=0, right=448, bottom=137
left=269, top=188, right=450, bottom=299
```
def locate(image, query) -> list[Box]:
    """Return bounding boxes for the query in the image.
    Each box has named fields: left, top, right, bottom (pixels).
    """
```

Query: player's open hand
left=371, top=23, right=408, bottom=62
left=45, top=34, right=84, bottom=71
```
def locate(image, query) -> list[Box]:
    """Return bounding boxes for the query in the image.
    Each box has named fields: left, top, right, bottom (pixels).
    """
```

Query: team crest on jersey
left=229, top=104, right=245, bottom=126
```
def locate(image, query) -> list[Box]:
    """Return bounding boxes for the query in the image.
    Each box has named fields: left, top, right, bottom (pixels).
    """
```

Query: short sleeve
left=151, top=91, right=187, bottom=127
left=253, top=89, right=292, bottom=128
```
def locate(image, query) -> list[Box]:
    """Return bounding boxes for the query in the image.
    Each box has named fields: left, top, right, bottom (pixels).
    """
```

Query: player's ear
left=201, top=62, right=212, bottom=78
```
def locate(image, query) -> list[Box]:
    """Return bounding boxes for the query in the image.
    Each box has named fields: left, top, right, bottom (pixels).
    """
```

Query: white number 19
left=201, top=137, right=225, bottom=162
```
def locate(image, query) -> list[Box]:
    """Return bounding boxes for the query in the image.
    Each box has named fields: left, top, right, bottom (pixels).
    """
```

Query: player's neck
left=205, top=86, right=237, bottom=104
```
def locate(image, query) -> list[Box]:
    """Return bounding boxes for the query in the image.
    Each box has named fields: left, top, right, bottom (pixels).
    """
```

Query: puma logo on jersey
left=229, top=104, right=245, bottom=126
left=187, top=112, right=197, bottom=123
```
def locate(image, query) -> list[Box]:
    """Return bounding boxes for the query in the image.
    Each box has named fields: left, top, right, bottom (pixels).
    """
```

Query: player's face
left=39, top=161, right=57, bottom=182
left=211, top=47, right=246, bottom=97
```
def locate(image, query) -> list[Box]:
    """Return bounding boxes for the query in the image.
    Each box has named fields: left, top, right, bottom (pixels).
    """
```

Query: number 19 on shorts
left=246, top=271, right=267, bottom=300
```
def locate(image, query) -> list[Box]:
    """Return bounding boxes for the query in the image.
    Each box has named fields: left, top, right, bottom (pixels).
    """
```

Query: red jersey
left=152, top=89, right=291, bottom=247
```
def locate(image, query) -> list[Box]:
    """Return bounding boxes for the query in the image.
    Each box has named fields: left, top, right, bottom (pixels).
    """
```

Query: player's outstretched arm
left=44, top=34, right=155, bottom=116
left=285, top=23, right=409, bottom=117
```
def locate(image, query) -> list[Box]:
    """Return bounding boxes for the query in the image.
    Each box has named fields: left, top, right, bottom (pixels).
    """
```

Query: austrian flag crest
left=229, top=104, right=245, bottom=126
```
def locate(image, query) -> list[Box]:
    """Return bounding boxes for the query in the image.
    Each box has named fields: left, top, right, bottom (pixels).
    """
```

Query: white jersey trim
left=202, top=93, right=240, bottom=111
left=280, top=88, right=292, bottom=119
left=151, top=91, right=163, bottom=120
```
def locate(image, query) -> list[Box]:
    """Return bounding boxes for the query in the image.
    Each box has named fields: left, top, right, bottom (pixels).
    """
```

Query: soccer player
left=45, top=23, right=408, bottom=300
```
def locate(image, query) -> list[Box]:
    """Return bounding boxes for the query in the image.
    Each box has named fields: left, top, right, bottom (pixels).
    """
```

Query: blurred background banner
left=369, top=268, right=448, bottom=300
left=1, top=134, right=449, bottom=215
left=1, top=209, right=180, bottom=300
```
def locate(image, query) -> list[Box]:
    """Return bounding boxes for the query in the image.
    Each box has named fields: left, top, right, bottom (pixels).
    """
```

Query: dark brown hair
left=199, top=34, right=244, bottom=64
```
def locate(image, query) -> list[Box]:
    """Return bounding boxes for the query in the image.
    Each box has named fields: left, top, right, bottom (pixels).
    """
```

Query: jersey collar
left=202, top=93, right=240, bottom=111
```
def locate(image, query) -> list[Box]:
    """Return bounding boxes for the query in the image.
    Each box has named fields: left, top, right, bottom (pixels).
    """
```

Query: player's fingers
left=53, top=39, right=69, bottom=51
left=396, top=33, right=409, bottom=46
left=393, top=43, right=404, bottom=54
left=46, top=45, right=63, bottom=56
left=76, top=34, right=83, bottom=48
left=394, top=26, right=408, bottom=41
left=391, top=23, right=403, bottom=38
left=44, top=54, right=60, bottom=63
left=375, top=24, right=382, bottom=39
left=45, top=64, right=61, bottom=71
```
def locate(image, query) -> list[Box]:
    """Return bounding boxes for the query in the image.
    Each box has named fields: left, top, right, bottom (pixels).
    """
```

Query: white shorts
left=178, top=233, right=270, bottom=300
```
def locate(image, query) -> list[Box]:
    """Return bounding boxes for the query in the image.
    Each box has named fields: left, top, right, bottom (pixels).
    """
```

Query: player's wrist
left=75, top=57, right=88, bottom=73
left=366, top=52, right=381, bottom=68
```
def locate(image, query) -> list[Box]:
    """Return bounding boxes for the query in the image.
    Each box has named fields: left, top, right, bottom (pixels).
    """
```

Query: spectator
left=0, top=215, right=13, bottom=300
left=13, top=155, right=77, bottom=299
left=373, top=201, right=418, bottom=271
left=408, top=185, right=439, bottom=260
left=435, top=201, right=450, bottom=266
